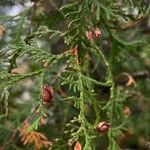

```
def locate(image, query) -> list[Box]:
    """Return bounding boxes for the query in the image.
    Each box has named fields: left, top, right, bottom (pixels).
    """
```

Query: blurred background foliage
left=0, top=0, right=150, bottom=150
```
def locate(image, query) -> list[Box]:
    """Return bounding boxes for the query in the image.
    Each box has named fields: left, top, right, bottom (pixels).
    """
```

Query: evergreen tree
left=0, top=0, right=150, bottom=149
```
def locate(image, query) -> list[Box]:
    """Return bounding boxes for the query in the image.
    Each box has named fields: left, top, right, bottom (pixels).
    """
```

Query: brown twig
left=112, top=16, right=148, bottom=32
left=115, top=70, right=150, bottom=85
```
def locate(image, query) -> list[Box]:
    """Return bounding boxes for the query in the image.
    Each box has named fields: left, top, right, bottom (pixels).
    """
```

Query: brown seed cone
left=74, top=141, right=82, bottom=150
left=96, top=121, right=111, bottom=134
left=42, top=85, right=53, bottom=105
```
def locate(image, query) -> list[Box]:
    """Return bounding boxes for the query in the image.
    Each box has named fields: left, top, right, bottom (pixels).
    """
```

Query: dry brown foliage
left=19, top=119, right=52, bottom=150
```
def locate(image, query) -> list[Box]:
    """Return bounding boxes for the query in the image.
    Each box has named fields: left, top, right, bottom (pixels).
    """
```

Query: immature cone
left=71, top=46, right=79, bottom=64
left=72, top=47, right=78, bottom=57
left=42, top=84, right=53, bottom=105
left=124, top=106, right=131, bottom=118
left=40, top=118, right=47, bottom=125
left=42, top=60, right=49, bottom=68
left=86, top=30, right=94, bottom=40
left=95, top=28, right=101, bottom=37
left=86, top=27, right=101, bottom=40
left=74, top=141, right=82, bottom=150
left=97, top=121, right=110, bottom=134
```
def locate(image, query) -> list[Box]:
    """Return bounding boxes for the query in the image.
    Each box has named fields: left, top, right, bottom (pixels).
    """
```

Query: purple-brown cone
left=96, top=121, right=111, bottom=134
left=42, top=85, right=53, bottom=105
